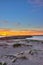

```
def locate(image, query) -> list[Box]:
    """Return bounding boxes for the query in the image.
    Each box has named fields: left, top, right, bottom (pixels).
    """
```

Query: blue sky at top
left=0, top=0, right=43, bottom=30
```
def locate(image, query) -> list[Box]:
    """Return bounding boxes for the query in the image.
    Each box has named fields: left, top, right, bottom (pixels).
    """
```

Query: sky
left=0, top=0, right=43, bottom=30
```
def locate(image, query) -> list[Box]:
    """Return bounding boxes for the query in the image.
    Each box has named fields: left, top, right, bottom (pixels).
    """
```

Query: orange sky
left=0, top=29, right=43, bottom=36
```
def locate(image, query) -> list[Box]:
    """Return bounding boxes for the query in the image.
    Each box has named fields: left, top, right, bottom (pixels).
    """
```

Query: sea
left=0, top=36, right=43, bottom=65
left=26, top=36, right=43, bottom=41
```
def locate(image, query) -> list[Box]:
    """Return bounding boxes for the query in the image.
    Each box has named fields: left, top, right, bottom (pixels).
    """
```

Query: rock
left=3, top=63, right=7, bottom=65
left=0, top=62, right=2, bottom=65
left=13, top=44, right=21, bottom=48
left=12, top=58, right=17, bottom=63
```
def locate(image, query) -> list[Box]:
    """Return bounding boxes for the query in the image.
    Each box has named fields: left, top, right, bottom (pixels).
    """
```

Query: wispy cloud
left=0, top=20, right=22, bottom=29
left=28, top=0, right=43, bottom=6
left=27, top=0, right=43, bottom=12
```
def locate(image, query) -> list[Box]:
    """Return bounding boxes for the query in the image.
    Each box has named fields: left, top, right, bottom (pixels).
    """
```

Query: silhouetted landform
left=0, top=35, right=33, bottom=40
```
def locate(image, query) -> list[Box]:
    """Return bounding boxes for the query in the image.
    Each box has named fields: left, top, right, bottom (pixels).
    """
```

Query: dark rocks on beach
left=0, top=62, right=2, bottom=65
left=3, top=63, right=7, bottom=65
left=13, top=44, right=21, bottom=48
left=29, top=49, right=38, bottom=55
left=12, top=58, right=17, bottom=63
left=13, top=43, right=33, bottom=48
left=0, top=62, right=7, bottom=65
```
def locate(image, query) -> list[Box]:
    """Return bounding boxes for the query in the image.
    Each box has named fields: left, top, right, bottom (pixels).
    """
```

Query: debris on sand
left=13, top=43, right=33, bottom=48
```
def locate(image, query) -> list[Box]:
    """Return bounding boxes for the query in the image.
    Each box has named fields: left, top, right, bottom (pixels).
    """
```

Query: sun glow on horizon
left=0, top=29, right=43, bottom=36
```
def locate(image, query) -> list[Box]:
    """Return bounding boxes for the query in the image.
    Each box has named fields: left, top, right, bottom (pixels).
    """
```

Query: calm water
left=26, top=36, right=43, bottom=40
left=0, top=36, right=43, bottom=65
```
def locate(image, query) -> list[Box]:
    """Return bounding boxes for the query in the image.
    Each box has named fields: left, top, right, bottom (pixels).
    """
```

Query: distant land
left=0, top=29, right=43, bottom=36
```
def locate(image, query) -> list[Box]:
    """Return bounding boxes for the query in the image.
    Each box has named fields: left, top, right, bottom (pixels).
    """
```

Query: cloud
left=28, top=0, right=43, bottom=6
left=27, top=0, right=43, bottom=12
